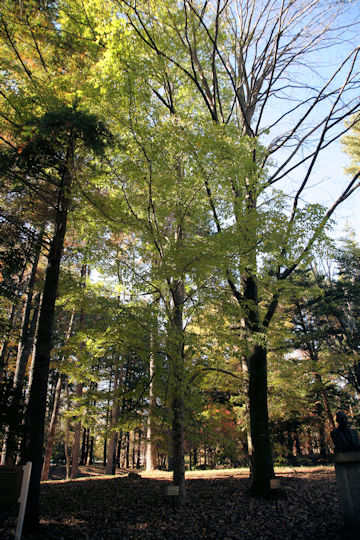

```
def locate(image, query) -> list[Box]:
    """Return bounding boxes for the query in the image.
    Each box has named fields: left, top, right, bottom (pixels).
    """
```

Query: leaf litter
left=0, top=467, right=349, bottom=539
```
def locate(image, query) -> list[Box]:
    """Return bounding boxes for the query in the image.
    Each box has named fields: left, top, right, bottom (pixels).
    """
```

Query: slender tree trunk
left=286, top=433, right=294, bottom=457
left=131, top=430, right=136, bottom=469
left=306, top=428, right=313, bottom=455
left=15, top=227, right=44, bottom=389
left=103, top=377, right=112, bottom=467
left=136, top=429, right=141, bottom=469
left=85, top=429, right=90, bottom=465
left=116, top=431, right=122, bottom=467
left=241, top=355, right=253, bottom=471
left=80, top=427, right=87, bottom=466
left=146, top=342, right=157, bottom=471
left=70, top=382, right=83, bottom=479
left=64, top=378, right=71, bottom=480
left=0, top=256, right=28, bottom=384
left=22, top=147, right=73, bottom=533
left=87, top=435, right=94, bottom=466
left=0, top=303, right=17, bottom=384
left=70, top=264, right=87, bottom=479
left=125, top=432, right=130, bottom=469
left=193, top=447, right=197, bottom=467
left=294, top=434, right=302, bottom=456
left=4, top=294, right=41, bottom=465
left=41, top=373, right=64, bottom=481
left=103, top=438, right=107, bottom=468
left=106, top=364, right=120, bottom=475
left=43, top=307, right=76, bottom=481
left=315, top=373, right=335, bottom=429
left=319, top=423, right=326, bottom=459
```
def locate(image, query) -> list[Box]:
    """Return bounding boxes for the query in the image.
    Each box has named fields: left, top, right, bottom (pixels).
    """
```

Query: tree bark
left=41, top=308, right=75, bottom=480
left=136, top=429, right=141, bottom=469
left=146, top=343, right=157, bottom=471
left=248, top=344, right=275, bottom=495
left=14, top=227, right=44, bottom=390
left=0, top=258, right=28, bottom=383
left=70, top=264, right=87, bottom=479
left=41, top=373, right=63, bottom=481
left=64, top=378, right=71, bottom=480
left=116, top=431, right=122, bottom=467
left=106, top=364, right=121, bottom=475
left=80, top=427, right=87, bottom=466
left=241, top=354, right=253, bottom=471
left=87, top=435, right=94, bottom=466
left=0, top=303, right=17, bottom=384
left=125, top=431, right=130, bottom=468
left=22, top=144, right=73, bottom=533
left=3, top=293, right=41, bottom=465
left=170, top=279, right=186, bottom=505
left=70, top=382, right=83, bottom=479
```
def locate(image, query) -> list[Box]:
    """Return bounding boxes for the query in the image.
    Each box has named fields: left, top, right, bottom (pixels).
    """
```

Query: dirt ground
left=0, top=466, right=353, bottom=539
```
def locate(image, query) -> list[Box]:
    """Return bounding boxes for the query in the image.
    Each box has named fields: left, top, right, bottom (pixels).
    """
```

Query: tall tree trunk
left=87, top=435, right=94, bottom=466
left=248, top=344, right=275, bottom=495
left=125, top=432, right=130, bottom=469
left=70, top=264, right=87, bottom=479
left=136, top=429, right=141, bottom=469
left=146, top=341, right=157, bottom=471
left=241, top=354, right=253, bottom=471
left=42, top=306, right=76, bottom=482
left=103, top=377, right=112, bottom=467
left=0, top=255, right=28, bottom=383
left=14, top=227, right=44, bottom=390
left=103, top=438, right=107, bottom=468
left=3, top=293, right=41, bottom=465
left=106, top=364, right=121, bottom=475
left=294, top=434, right=302, bottom=456
left=170, top=279, right=185, bottom=505
left=131, top=430, right=136, bottom=469
left=70, top=382, right=83, bottom=479
left=41, top=373, right=64, bottom=481
left=243, top=270, right=275, bottom=496
left=0, top=303, right=17, bottom=384
left=41, top=306, right=75, bottom=481
left=64, top=378, right=71, bottom=480
left=22, top=146, right=73, bottom=533
left=80, top=427, right=87, bottom=466
left=116, top=431, right=123, bottom=467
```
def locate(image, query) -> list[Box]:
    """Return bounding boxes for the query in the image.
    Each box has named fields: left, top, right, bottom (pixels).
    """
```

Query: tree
left=305, top=236, right=360, bottom=395
left=97, top=0, right=360, bottom=497
left=0, top=106, right=111, bottom=531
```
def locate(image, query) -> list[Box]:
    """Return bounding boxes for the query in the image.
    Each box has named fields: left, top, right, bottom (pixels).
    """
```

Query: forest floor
left=1, top=466, right=356, bottom=539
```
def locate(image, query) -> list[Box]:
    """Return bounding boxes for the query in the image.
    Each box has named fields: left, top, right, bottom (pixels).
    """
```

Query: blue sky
left=305, top=139, right=360, bottom=242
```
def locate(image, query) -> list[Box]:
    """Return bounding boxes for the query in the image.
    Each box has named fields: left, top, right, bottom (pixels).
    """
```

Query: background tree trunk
left=70, top=382, right=83, bottom=479
left=41, top=373, right=64, bottom=481
left=146, top=344, right=157, bottom=471
left=106, top=364, right=120, bottom=475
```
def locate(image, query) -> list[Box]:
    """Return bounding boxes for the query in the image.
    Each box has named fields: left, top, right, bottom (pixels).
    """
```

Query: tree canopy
left=1, top=0, right=360, bottom=532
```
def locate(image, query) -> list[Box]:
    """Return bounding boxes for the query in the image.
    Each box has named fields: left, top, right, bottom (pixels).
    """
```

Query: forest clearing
left=1, top=466, right=345, bottom=539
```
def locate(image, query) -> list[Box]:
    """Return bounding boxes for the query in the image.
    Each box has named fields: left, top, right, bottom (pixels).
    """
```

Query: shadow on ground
left=1, top=470, right=345, bottom=539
